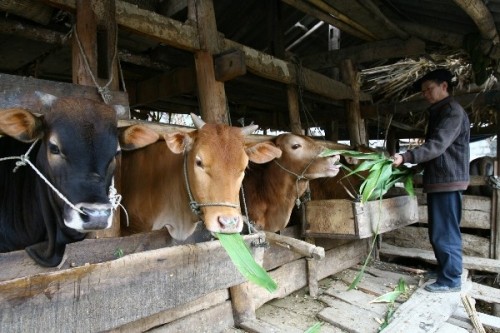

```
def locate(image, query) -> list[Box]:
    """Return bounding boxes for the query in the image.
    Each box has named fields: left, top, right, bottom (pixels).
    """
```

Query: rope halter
left=0, top=139, right=126, bottom=222
left=273, top=156, right=316, bottom=208
left=182, top=151, right=240, bottom=220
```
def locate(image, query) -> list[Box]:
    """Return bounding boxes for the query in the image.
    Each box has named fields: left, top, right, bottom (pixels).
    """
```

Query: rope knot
left=13, top=155, right=28, bottom=172
left=189, top=201, right=201, bottom=215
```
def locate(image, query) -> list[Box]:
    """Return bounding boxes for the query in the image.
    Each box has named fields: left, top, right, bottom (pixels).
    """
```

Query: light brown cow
left=242, top=133, right=341, bottom=232
left=119, top=114, right=282, bottom=240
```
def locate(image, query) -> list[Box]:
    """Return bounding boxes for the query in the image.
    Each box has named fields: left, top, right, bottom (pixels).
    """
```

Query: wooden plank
left=0, top=227, right=213, bottom=282
left=383, top=226, right=490, bottom=258
left=316, top=240, right=368, bottom=281
left=356, top=196, right=419, bottom=238
left=380, top=243, right=500, bottom=274
left=0, top=233, right=263, bottom=332
left=304, top=196, right=418, bottom=239
left=0, top=73, right=129, bottom=117
left=320, top=284, right=388, bottom=317
left=147, top=301, right=235, bottom=333
left=317, top=299, right=381, bottom=333
left=334, top=268, right=399, bottom=297
left=470, top=281, right=500, bottom=304
left=382, top=276, right=471, bottom=333
left=240, top=318, right=301, bottom=333
left=436, top=322, right=469, bottom=333
left=452, top=306, right=500, bottom=330
left=106, top=289, right=229, bottom=332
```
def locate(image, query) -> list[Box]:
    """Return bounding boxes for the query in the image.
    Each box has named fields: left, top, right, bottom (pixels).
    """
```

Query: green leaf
left=404, top=175, right=415, bottom=196
left=304, top=322, right=323, bottom=333
left=344, top=159, right=384, bottom=178
left=370, top=290, right=402, bottom=303
left=319, top=149, right=381, bottom=160
left=216, top=233, right=278, bottom=292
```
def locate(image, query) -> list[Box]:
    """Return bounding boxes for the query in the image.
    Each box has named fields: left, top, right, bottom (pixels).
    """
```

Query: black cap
left=412, top=68, right=454, bottom=92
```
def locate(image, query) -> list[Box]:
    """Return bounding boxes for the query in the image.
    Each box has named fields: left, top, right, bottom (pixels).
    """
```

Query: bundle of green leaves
left=320, top=149, right=414, bottom=203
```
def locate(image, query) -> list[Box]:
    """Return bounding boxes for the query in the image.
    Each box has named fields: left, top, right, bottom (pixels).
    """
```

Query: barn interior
left=1, top=1, right=500, bottom=332
left=0, top=0, right=499, bottom=145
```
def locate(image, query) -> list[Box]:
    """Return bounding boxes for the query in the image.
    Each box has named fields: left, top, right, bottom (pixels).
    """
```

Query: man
left=392, top=68, right=470, bottom=293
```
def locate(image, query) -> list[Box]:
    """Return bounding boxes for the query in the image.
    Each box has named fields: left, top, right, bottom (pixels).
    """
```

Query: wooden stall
left=2, top=0, right=500, bottom=331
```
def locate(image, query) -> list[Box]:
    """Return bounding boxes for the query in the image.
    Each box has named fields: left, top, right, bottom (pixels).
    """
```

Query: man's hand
left=392, top=154, right=403, bottom=167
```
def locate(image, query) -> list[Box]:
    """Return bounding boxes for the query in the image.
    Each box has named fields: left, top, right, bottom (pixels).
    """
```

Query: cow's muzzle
left=64, top=203, right=114, bottom=232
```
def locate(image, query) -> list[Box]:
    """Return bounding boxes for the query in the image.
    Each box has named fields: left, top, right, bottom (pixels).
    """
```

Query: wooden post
left=190, top=0, right=228, bottom=124
left=73, top=0, right=119, bottom=91
left=73, top=0, right=121, bottom=238
left=307, top=258, right=319, bottom=297
left=287, top=84, right=303, bottom=134
left=493, top=120, right=500, bottom=316
left=340, top=59, right=366, bottom=146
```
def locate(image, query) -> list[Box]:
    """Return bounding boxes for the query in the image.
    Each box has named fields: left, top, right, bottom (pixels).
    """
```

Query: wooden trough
left=303, top=195, right=419, bottom=239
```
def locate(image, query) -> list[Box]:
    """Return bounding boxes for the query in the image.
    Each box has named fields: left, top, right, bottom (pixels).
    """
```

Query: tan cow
left=242, top=133, right=341, bottom=232
left=119, top=114, right=282, bottom=240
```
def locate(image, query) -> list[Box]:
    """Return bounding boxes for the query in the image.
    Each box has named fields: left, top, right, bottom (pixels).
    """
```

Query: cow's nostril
left=218, top=215, right=240, bottom=229
left=80, top=207, right=111, bottom=222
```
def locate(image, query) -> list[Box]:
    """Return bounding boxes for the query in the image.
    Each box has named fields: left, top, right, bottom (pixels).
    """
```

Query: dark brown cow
left=0, top=96, right=124, bottom=266
left=242, top=133, right=341, bottom=232
left=119, top=114, right=282, bottom=239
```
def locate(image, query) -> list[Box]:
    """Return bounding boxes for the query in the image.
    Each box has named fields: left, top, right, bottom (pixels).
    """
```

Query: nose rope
left=183, top=152, right=239, bottom=219
left=0, top=139, right=125, bottom=218
left=273, top=157, right=316, bottom=208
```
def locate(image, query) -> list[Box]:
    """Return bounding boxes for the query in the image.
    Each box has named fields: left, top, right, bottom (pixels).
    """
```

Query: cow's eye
left=195, top=157, right=203, bottom=168
left=49, top=143, right=60, bottom=155
left=292, top=144, right=301, bottom=150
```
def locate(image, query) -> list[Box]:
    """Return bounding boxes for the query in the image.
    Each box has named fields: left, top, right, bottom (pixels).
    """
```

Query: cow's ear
left=246, top=141, right=282, bottom=164
left=0, top=108, right=44, bottom=142
left=119, top=125, right=160, bottom=150
left=164, top=131, right=194, bottom=154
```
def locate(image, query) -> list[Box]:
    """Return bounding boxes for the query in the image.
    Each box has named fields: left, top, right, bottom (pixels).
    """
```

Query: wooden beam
left=281, top=0, right=375, bottom=41
left=395, top=20, right=500, bottom=60
left=454, top=0, right=500, bottom=45
left=362, top=90, right=500, bottom=117
left=301, top=37, right=426, bottom=70
left=45, top=0, right=364, bottom=102
left=214, top=50, right=246, bottom=82
left=0, top=73, right=129, bottom=116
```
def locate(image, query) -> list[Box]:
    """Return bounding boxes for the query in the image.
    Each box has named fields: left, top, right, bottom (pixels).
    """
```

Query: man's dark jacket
left=401, top=96, right=470, bottom=193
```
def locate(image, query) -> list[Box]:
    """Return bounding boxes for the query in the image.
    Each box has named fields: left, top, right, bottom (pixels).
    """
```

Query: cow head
left=165, top=114, right=281, bottom=235
left=274, top=133, right=341, bottom=179
left=0, top=96, right=119, bottom=266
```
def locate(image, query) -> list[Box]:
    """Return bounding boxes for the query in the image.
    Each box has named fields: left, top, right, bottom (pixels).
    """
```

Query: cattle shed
left=1, top=0, right=500, bottom=332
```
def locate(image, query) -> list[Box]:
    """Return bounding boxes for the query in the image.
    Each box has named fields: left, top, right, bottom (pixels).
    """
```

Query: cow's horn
left=241, top=124, right=259, bottom=136
left=191, top=113, right=206, bottom=129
